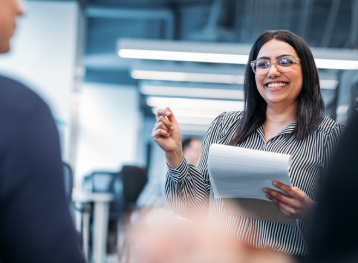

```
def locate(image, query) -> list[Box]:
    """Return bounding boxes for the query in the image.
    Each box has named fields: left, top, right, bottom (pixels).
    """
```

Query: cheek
left=0, top=24, right=11, bottom=53
left=255, top=75, right=261, bottom=88
left=291, top=74, right=303, bottom=95
left=0, top=12, right=11, bottom=36
left=255, top=75, right=266, bottom=96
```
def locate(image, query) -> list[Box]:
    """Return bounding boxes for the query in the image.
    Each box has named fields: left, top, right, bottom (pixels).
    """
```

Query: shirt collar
left=278, top=120, right=297, bottom=135
left=257, top=120, right=297, bottom=141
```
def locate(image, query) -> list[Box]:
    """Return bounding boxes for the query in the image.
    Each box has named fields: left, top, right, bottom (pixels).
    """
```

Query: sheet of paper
left=208, top=144, right=292, bottom=201
left=208, top=144, right=296, bottom=226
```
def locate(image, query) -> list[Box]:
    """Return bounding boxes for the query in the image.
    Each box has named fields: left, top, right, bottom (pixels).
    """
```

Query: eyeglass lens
left=253, top=56, right=296, bottom=75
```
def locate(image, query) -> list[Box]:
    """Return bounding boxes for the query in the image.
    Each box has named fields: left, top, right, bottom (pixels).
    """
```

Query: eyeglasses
left=250, top=55, right=300, bottom=75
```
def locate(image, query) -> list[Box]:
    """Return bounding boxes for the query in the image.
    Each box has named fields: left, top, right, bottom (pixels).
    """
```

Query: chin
left=0, top=44, right=10, bottom=54
left=265, top=96, right=288, bottom=104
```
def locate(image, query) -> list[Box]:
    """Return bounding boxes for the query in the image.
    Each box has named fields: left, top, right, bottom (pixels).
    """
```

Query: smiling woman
left=231, top=31, right=325, bottom=145
left=152, top=30, right=344, bottom=257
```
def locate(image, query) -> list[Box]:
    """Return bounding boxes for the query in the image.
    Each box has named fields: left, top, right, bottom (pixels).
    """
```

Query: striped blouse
left=165, top=111, right=344, bottom=255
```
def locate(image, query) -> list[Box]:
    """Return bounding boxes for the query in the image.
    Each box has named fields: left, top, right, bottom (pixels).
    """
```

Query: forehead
left=257, top=39, right=298, bottom=59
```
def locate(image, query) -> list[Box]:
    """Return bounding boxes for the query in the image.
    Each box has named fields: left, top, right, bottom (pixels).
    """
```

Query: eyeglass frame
left=250, top=55, right=301, bottom=75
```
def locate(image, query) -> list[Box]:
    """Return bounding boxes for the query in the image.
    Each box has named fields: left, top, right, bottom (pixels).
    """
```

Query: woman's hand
left=151, top=107, right=183, bottom=168
left=263, top=181, right=315, bottom=222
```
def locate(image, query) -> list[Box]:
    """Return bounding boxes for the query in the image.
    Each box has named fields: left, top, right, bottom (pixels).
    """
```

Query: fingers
left=264, top=188, right=291, bottom=204
left=156, top=115, right=174, bottom=131
left=157, top=107, right=178, bottom=125
left=270, top=197, right=298, bottom=218
left=271, top=181, right=295, bottom=197
left=151, top=128, right=171, bottom=141
left=272, top=181, right=306, bottom=204
left=154, top=121, right=170, bottom=135
left=157, top=108, right=171, bottom=119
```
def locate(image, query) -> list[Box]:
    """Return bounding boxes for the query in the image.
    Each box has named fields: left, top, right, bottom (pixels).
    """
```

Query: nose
left=16, top=0, right=25, bottom=16
left=267, top=63, right=280, bottom=78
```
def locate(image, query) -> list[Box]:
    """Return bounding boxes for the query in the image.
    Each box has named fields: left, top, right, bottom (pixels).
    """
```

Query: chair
left=120, top=166, right=148, bottom=208
left=62, top=162, right=83, bottom=252
left=82, top=165, right=148, bottom=254
left=91, top=172, right=125, bottom=220
left=62, top=162, right=73, bottom=204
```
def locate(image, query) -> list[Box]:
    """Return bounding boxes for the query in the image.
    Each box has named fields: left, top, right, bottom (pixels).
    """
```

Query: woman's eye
left=279, top=58, right=294, bottom=66
left=257, top=61, right=269, bottom=68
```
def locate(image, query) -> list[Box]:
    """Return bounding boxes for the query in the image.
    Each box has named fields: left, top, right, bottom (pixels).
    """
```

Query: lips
left=265, top=82, right=289, bottom=91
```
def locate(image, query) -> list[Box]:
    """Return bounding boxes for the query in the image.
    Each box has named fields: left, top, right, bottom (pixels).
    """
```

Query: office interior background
left=1, top=0, right=358, bottom=261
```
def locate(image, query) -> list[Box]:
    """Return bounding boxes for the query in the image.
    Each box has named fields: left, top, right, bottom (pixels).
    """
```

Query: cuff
left=167, top=157, right=189, bottom=183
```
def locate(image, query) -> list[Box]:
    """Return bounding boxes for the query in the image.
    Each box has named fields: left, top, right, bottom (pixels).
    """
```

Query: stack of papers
left=208, top=144, right=296, bottom=226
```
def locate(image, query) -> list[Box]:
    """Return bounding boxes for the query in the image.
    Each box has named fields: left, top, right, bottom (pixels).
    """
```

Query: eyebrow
left=257, top=54, right=293, bottom=60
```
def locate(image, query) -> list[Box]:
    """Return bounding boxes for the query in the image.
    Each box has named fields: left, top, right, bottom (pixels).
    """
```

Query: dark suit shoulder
left=0, top=75, right=49, bottom=118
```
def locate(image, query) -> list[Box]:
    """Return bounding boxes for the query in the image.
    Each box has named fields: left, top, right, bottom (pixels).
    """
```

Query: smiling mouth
left=265, top=82, right=289, bottom=89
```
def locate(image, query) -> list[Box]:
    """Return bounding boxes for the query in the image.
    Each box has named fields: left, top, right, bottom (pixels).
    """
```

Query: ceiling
left=29, top=0, right=357, bottom=130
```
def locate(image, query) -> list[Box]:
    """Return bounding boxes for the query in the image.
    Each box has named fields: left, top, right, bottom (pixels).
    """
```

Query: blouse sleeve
left=165, top=113, right=226, bottom=219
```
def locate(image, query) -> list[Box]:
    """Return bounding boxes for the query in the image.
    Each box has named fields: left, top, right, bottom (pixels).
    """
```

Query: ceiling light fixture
left=147, top=97, right=244, bottom=111
left=134, top=70, right=337, bottom=89
left=175, top=116, right=216, bottom=125
left=180, top=124, right=210, bottom=132
left=119, top=49, right=358, bottom=70
left=319, top=79, right=339, bottom=89
left=119, top=49, right=248, bottom=64
left=315, top=59, right=358, bottom=70
left=141, top=85, right=244, bottom=99
left=132, top=70, right=244, bottom=84
left=151, top=107, right=231, bottom=119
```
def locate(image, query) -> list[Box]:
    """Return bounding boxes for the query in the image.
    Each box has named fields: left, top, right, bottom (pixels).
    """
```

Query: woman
left=151, top=30, right=344, bottom=256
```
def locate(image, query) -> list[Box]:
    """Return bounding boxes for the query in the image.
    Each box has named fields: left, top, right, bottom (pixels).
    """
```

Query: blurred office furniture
left=73, top=191, right=114, bottom=263
left=63, top=162, right=74, bottom=204
left=81, top=165, right=148, bottom=260
left=87, top=165, right=148, bottom=216
left=63, top=162, right=84, bottom=252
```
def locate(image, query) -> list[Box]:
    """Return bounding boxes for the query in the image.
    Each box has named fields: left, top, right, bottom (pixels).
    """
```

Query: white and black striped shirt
left=165, top=111, right=344, bottom=256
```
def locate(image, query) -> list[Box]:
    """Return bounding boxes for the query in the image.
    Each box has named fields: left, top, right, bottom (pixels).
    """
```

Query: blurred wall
left=75, top=83, right=140, bottom=187
left=0, top=1, right=79, bottom=162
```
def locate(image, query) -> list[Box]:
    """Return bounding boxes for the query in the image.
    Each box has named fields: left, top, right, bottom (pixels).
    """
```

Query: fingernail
left=168, top=133, right=171, bottom=137
left=266, top=194, right=270, bottom=198
left=170, top=126, right=174, bottom=130
left=273, top=181, right=277, bottom=186
left=166, top=111, right=170, bottom=115
left=263, top=188, right=267, bottom=193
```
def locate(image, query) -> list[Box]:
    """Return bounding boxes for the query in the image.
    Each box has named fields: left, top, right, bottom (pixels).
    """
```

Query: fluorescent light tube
left=319, top=79, right=339, bottom=89
left=151, top=107, right=229, bottom=118
left=141, top=85, right=244, bottom=99
left=135, top=70, right=338, bottom=89
left=119, top=49, right=249, bottom=64
left=175, top=116, right=216, bottom=125
left=315, top=59, right=358, bottom=70
left=132, top=70, right=244, bottom=84
left=180, top=124, right=210, bottom=131
left=119, top=49, right=358, bottom=70
left=146, top=97, right=244, bottom=111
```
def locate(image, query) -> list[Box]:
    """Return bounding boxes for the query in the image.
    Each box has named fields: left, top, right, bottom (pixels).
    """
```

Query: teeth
left=267, top=82, right=288, bottom=88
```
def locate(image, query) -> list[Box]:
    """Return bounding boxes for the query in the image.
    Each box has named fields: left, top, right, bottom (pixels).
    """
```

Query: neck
left=265, top=101, right=298, bottom=125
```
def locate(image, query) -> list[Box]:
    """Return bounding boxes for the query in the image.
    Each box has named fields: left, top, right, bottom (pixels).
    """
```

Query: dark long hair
left=229, top=30, right=325, bottom=145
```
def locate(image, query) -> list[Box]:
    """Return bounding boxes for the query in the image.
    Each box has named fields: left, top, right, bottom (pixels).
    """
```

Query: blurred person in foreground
left=307, top=111, right=358, bottom=263
left=137, top=137, right=202, bottom=208
left=152, top=30, right=344, bottom=258
left=0, top=0, right=85, bottom=262
left=128, top=208, right=294, bottom=263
